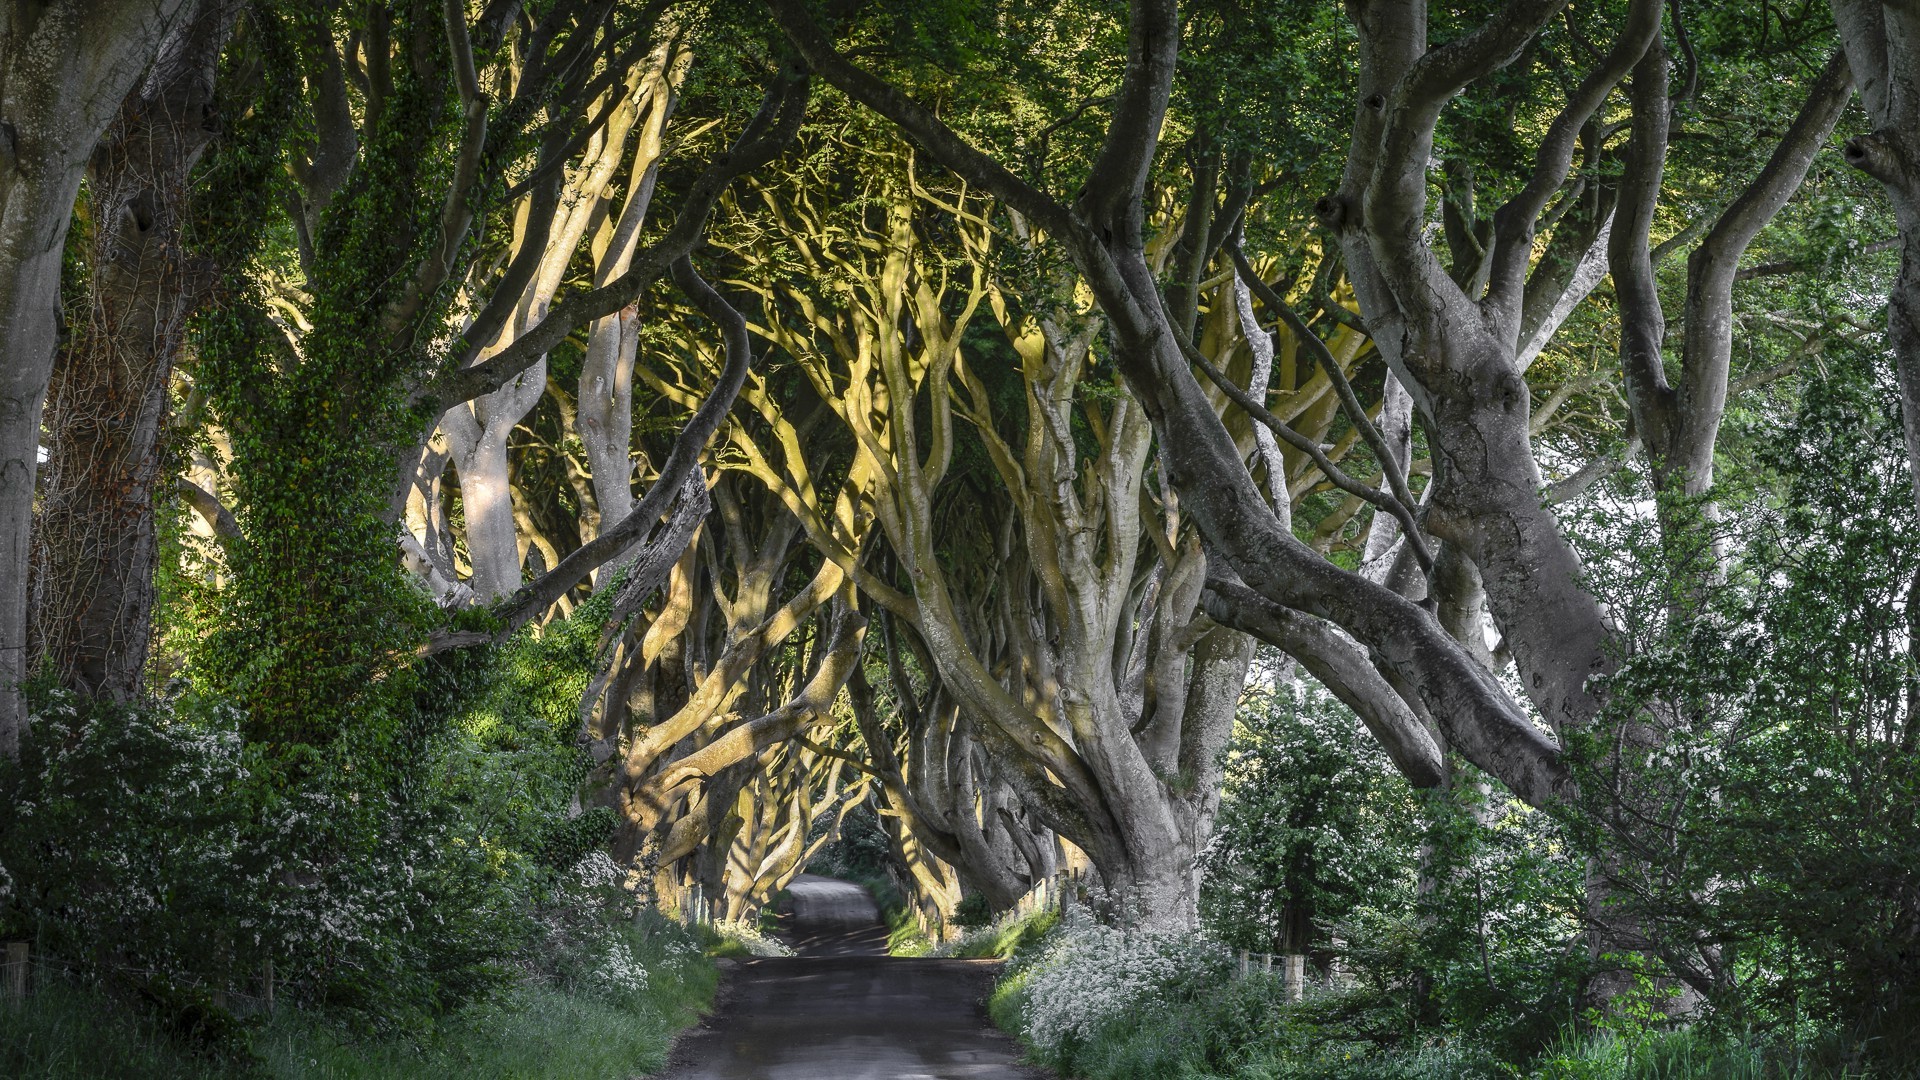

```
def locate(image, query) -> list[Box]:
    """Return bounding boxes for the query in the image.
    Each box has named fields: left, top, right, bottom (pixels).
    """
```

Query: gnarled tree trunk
left=0, top=0, right=192, bottom=752
left=31, top=0, right=230, bottom=700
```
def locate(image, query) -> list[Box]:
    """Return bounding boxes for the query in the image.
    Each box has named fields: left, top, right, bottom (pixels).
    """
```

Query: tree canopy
left=1, top=0, right=1917, bottom=1072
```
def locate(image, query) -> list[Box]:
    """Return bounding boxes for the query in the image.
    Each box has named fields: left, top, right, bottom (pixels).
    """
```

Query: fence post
left=262, top=958, right=274, bottom=1014
left=1237, top=949, right=1248, bottom=978
left=1262, top=953, right=1273, bottom=975
left=1285, top=954, right=1305, bottom=1002
left=4, top=942, right=27, bottom=1001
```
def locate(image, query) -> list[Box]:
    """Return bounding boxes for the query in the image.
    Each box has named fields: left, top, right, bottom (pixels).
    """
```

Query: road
left=658, top=875, right=1050, bottom=1080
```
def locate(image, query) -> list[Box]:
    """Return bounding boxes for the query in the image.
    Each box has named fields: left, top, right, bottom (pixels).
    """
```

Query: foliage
left=1568, top=347, right=1920, bottom=1065
left=990, top=915, right=1882, bottom=1080
left=952, top=891, right=995, bottom=930
left=1199, top=671, right=1590, bottom=1060
left=0, top=909, right=715, bottom=1080
left=0, top=592, right=628, bottom=1037
left=1004, top=906, right=1235, bottom=1057
left=938, top=906, right=1059, bottom=960
left=990, top=913, right=1508, bottom=1080
left=1201, top=677, right=1421, bottom=954
left=694, top=919, right=795, bottom=957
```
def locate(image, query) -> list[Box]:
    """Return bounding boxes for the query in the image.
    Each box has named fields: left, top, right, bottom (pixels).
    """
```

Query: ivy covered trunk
left=195, top=3, right=455, bottom=749
left=0, top=0, right=188, bottom=753
left=32, top=2, right=230, bottom=701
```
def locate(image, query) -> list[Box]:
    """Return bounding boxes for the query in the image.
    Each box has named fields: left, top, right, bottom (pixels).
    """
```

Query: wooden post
left=1237, top=949, right=1248, bottom=978
left=1285, top=954, right=1305, bottom=1002
left=1262, top=953, right=1273, bottom=975
left=262, top=958, right=274, bottom=1014
left=4, top=942, right=27, bottom=1001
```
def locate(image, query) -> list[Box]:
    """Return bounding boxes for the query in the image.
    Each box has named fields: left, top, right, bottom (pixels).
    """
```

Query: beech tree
left=0, top=0, right=196, bottom=754
left=32, top=1, right=236, bottom=702
left=766, top=0, right=1888, bottom=986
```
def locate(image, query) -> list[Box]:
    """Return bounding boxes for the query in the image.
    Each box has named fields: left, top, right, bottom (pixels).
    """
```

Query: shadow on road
left=659, top=875, right=1050, bottom=1080
left=780, top=873, right=892, bottom=956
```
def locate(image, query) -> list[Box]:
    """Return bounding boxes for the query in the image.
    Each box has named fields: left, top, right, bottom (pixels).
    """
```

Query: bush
left=0, top=594, right=641, bottom=1039
left=1566, top=350, right=1920, bottom=1065
left=1006, top=907, right=1232, bottom=1057
left=0, top=858, right=718, bottom=1080
left=953, top=891, right=995, bottom=930
left=1201, top=680, right=1420, bottom=956
left=990, top=911, right=1512, bottom=1080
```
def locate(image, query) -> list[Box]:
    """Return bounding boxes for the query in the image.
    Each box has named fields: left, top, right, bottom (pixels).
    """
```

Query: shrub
left=1011, top=908, right=1233, bottom=1056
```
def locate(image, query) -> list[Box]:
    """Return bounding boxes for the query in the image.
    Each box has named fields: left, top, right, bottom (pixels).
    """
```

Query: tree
left=0, top=0, right=196, bottom=753
left=1828, top=0, right=1920, bottom=517
left=768, top=0, right=1879, bottom=990
left=32, top=0, right=236, bottom=702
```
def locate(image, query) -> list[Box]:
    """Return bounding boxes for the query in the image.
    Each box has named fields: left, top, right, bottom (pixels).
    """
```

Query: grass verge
left=1, top=919, right=716, bottom=1080
left=939, top=908, right=1059, bottom=960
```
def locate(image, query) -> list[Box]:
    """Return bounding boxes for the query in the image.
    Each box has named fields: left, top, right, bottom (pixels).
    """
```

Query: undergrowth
left=0, top=908, right=715, bottom=1080
left=939, top=907, right=1060, bottom=960
left=988, top=915, right=1901, bottom=1080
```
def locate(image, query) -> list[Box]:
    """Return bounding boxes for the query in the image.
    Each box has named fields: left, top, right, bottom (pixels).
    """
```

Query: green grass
left=1, top=923, right=716, bottom=1080
left=249, top=981, right=701, bottom=1079
left=943, top=908, right=1059, bottom=960
left=1, top=982, right=231, bottom=1080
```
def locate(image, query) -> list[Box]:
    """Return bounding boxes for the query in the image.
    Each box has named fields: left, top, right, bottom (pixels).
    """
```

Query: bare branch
left=1228, top=242, right=1432, bottom=571
left=487, top=255, right=754, bottom=633
left=1484, top=0, right=1659, bottom=328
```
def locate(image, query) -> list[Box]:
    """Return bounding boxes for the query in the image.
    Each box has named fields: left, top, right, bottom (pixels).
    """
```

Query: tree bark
left=31, top=0, right=230, bottom=700
left=0, top=0, right=193, bottom=752
left=1829, top=0, right=1920, bottom=515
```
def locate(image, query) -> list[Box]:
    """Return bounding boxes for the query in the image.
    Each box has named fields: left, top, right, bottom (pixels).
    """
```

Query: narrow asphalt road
left=659, top=875, right=1050, bottom=1080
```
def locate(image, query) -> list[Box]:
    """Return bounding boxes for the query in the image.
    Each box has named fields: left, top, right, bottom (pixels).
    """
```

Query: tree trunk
left=444, top=368, right=542, bottom=602
left=31, top=2, right=231, bottom=699
left=0, top=0, right=192, bottom=752
left=1829, top=0, right=1920, bottom=515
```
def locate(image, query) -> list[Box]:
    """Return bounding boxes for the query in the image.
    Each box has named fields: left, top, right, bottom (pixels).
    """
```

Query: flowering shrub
left=530, top=851, right=712, bottom=1019
left=589, top=938, right=652, bottom=996
left=0, top=599, right=628, bottom=1036
left=1011, top=908, right=1232, bottom=1055
left=0, top=688, right=261, bottom=990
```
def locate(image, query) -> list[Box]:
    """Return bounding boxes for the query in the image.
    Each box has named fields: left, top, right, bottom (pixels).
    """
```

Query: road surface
left=659, top=875, right=1049, bottom=1079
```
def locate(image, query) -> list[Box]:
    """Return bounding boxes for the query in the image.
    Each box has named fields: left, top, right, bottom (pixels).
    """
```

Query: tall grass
left=939, top=907, right=1059, bottom=960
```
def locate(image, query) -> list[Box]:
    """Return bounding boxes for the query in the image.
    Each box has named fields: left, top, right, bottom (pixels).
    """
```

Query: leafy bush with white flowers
left=1010, top=908, right=1233, bottom=1055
